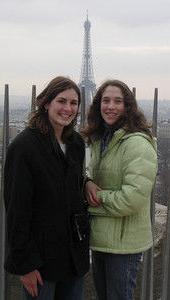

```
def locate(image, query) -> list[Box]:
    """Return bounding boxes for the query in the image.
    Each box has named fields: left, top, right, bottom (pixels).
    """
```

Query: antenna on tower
left=86, top=9, right=88, bottom=20
left=79, top=13, right=96, bottom=118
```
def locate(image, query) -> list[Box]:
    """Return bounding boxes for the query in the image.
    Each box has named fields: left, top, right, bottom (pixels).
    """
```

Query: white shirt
left=59, top=143, right=66, bottom=154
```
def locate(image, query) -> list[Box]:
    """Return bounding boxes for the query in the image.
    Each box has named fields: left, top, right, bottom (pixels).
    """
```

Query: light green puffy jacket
left=88, top=129, right=157, bottom=254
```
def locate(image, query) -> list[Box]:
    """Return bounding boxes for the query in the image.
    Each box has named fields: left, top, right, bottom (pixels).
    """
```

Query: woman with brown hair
left=84, top=79, right=157, bottom=300
left=4, top=76, right=89, bottom=300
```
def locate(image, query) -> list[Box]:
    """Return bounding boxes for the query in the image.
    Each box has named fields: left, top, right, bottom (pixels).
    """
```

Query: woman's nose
left=64, top=103, right=72, bottom=111
left=108, top=100, right=116, bottom=109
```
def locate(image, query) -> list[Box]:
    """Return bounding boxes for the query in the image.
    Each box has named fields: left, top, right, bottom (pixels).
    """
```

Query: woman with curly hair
left=84, top=79, right=157, bottom=300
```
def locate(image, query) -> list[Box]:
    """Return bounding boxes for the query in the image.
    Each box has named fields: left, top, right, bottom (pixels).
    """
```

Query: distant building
left=158, top=120, right=170, bottom=139
left=79, top=14, right=96, bottom=117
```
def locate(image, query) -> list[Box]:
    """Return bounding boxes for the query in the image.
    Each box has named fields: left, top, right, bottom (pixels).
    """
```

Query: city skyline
left=0, top=0, right=170, bottom=101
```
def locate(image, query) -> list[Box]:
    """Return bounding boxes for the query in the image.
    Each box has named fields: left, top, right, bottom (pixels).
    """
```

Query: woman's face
left=100, top=85, right=125, bottom=126
left=45, top=88, right=79, bottom=131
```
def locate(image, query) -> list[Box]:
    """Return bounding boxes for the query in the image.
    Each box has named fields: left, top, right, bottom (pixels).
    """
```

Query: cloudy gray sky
left=0, top=0, right=170, bottom=101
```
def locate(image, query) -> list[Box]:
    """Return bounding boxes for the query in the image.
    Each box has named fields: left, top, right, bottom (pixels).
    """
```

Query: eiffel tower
left=79, top=13, right=96, bottom=116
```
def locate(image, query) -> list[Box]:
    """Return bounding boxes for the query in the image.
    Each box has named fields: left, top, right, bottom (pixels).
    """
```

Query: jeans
left=23, top=276, right=84, bottom=300
left=92, top=251, right=142, bottom=300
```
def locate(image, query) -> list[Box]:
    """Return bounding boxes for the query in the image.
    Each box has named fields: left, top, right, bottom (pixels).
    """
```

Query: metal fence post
left=132, top=87, right=136, bottom=98
left=0, top=84, right=9, bottom=300
left=80, top=85, right=86, bottom=129
left=160, top=99, right=170, bottom=299
left=140, top=88, right=158, bottom=300
left=161, top=182, right=170, bottom=300
left=31, top=85, right=36, bottom=113
left=152, top=88, right=158, bottom=138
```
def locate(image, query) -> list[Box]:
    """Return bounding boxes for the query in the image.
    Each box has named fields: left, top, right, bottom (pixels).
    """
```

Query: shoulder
left=70, top=131, right=85, bottom=149
left=121, top=133, right=157, bottom=165
left=6, top=127, right=38, bottom=157
left=122, top=133, right=156, bottom=153
left=67, top=131, right=85, bottom=162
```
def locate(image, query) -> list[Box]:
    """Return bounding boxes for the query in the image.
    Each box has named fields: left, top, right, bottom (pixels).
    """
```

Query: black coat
left=4, top=127, right=89, bottom=281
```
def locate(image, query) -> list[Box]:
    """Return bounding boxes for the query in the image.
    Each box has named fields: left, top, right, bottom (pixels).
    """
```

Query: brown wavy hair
left=28, top=76, right=81, bottom=142
left=82, top=79, right=152, bottom=143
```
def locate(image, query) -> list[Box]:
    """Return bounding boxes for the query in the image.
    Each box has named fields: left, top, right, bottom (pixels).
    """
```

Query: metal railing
left=140, top=88, right=158, bottom=300
left=0, top=84, right=9, bottom=300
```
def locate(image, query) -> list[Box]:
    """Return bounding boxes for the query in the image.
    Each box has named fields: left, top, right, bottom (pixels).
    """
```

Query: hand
left=85, top=181, right=102, bottom=207
left=20, top=269, right=43, bottom=297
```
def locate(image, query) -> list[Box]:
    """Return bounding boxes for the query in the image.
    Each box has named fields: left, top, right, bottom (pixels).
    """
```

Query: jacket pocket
left=39, top=226, right=68, bottom=259
left=70, top=212, right=90, bottom=245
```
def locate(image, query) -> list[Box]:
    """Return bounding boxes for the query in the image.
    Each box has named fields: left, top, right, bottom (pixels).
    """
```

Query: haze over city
left=0, top=0, right=170, bottom=102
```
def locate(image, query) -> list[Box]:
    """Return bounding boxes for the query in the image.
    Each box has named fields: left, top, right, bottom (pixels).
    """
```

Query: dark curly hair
left=82, top=79, right=152, bottom=143
left=28, top=76, right=81, bottom=142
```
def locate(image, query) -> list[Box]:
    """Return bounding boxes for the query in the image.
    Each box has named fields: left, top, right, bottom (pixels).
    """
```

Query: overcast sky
left=0, top=0, right=170, bottom=102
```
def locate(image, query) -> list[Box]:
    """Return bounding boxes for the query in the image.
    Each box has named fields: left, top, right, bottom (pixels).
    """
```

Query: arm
left=77, top=136, right=101, bottom=206
left=20, top=270, right=43, bottom=297
left=89, top=137, right=157, bottom=217
left=85, top=180, right=101, bottom=207
left=4, top=143, right=43, bottom=275
left=84, top=143, right=102, bottom=207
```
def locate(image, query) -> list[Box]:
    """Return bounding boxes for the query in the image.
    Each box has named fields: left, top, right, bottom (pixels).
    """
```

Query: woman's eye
left=116, top=99, right=123, bottom=104
left=102, top=99, right=109, bottom=103
left=57, top=99, right=65, bottom=103
left=72, top=101, right=78, bottom=106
